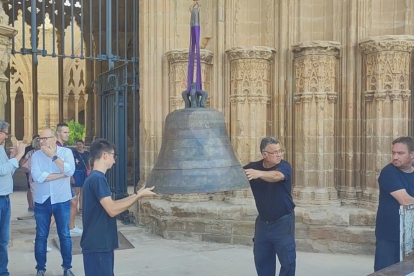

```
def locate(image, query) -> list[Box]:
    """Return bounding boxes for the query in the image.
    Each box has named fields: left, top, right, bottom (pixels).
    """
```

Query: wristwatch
left=52, top=155, right=58, bottom=162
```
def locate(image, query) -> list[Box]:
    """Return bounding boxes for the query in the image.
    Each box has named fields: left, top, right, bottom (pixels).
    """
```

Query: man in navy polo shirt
left=81, top=139, right=156, bottom=276
left=244, top=136, right=295, bottom=276
left=374, top=136, right=414, bottom=271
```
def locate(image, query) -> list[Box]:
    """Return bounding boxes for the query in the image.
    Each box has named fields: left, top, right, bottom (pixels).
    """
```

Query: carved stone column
left=360, top=36, right=414, bottom=206
left=74, top=94, right=80, bottom=122
left=0, top=4, right=17, bottom=119
left=23, top=94, right=32, bottom=141
left=291, top=41, right=340, bottom=206
left=63, top=95, right=69, bottom=121
left=225, top=46, right=275, bottom=165
left=165, top=49, right=213, bottom=112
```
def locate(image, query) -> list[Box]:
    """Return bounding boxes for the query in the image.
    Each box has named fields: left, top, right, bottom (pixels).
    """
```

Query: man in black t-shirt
left=374, top=136, right=414, bottom=272
left=81, top=139, right=155, bottom=276
left=244, top=136, right=295, bottom=276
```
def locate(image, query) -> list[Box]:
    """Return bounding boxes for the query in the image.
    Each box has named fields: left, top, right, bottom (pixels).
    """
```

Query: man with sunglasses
left=244, top=136, right=296, bottom=276
left=31, top=128, right=76, bottom=276
left=0, top=119, right=26, bottom=276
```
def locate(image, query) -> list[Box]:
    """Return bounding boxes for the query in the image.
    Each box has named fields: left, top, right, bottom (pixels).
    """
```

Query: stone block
left=308, top=226, right=338, bottom=240
left=294, top=223, right=309, bottom=239
left=349, top=210, right=376, bottom=226
left=327, top=209, right=349, bottom=226
left=311, top=239, right=330, bottom=253
left=202, top=234, right=232, bottom=244
left=165, top=220, right=186, bottom=231
left=232, top=235, right=254, bottom=246
left=185, top=221, right=206, bottom=233
left=232, top=221, right=255, bottom=236
left=196, top=202, right=219, bottom=219
left=328, top=241, right=375, bottom=255
left=217, top=204, right=243, bottom=220
left=295, top=239, right=314, bottom=252
left=303, top=209, right=328, bottom=225
left=205, top=221, right=233, bottom=235
left=171, top=203, right=199, bottom=218
left=337, top=227, right=375, bottom=245
left=164, top=231, right=202, bottom=242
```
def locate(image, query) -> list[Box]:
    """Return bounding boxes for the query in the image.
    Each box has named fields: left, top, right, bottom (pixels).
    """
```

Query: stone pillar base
left=293, top=187, right=340, bottom=206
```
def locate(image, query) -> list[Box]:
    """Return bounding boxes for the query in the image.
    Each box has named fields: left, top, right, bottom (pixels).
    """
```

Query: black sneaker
left=63, top=269, right=75, bottom=276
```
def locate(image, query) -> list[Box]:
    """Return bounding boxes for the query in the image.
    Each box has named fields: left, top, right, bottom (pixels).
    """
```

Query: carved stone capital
left=165, top=48, right=214, bottom=64
left=364, top=91, right=375, bottom=102
left=225, top=46, right=276, bottom=61
left=360, top=35, right=414, bottom=54
left=327, top=93, right=338, bottom=104
left=292, top=41, right=341, bottom=58
left=314, top=93, right=326, bottom=103
left=374, top=92, right=387, bottom=101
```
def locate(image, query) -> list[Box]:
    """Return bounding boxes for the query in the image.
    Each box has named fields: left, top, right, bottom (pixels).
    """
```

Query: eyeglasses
left=0, top=130, right=11, bottom=137
left=105, top=152, right=118, bottom=160
left=36, top=136, right=55, bottom=142
left=263, top=150, right=284, bottom=156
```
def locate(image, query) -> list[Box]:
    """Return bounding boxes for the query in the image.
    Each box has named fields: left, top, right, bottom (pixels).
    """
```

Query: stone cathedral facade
left=0, top=0, right=414, bottom=253
left=137, top=0, right=414, bottom=254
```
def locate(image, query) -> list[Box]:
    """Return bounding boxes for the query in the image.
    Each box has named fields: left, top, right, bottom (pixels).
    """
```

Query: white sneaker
left=70, top=226, right=83, bottom=236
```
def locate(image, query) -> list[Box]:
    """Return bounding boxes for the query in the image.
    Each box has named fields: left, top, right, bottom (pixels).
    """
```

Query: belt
left=261, top=211, right=293, bottom=225
left=0, top=194, right=9, bottom=198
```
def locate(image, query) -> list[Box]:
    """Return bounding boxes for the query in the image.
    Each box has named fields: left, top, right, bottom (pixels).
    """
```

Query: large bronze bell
left=147, top=108, right=249, bottom=194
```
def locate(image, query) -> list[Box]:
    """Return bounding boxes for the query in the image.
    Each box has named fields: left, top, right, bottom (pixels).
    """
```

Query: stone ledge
left=138, top=199, right=377, bottom=255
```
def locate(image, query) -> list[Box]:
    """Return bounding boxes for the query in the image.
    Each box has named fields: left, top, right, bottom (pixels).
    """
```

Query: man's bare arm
left=391, top=189, right=414, bottom=205
left=245, top=169, right=285, bottom=182
left=44, top=173, right=66, bottom=182
left=100, top=187, right=156, bottom=217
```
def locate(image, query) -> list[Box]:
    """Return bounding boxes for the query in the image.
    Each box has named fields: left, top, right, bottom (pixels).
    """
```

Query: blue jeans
left=34, top=198, right=72, bottom=271
left=83, top=250, right=114, bottom=276
left=374, top=239, right=400, bottom=271
left=253, top=212, right=296, bottom=276
left=0, top=196, right=10, bottom=276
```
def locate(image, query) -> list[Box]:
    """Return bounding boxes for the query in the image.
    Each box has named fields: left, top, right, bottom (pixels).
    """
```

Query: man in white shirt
left=0, top=119, right=26, bottom=276
left=31, top=128, right=76, bottom=276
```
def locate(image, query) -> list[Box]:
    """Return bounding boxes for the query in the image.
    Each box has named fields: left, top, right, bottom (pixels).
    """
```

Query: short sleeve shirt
left=243, top=160, right=295, bottom=221
left=376, top=163, right=414, bottom=241
left=81, top=170, right=119, bottom=253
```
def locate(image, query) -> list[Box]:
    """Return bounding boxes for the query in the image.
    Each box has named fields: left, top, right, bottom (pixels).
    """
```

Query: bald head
left=39, top=128, right=57, bottom=147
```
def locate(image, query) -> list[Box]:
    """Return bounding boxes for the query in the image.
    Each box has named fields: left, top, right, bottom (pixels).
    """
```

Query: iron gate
left=99, top=63, right=140, bottom=201
left=5, top=0, right=140, bottom=206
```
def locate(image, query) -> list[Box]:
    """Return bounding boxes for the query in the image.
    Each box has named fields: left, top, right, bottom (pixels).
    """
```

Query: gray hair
left=260, top=136, right=280, bottom=152
left=0, top=120, right=10, bottom=132
left=32, top=137, right=40, bottom=150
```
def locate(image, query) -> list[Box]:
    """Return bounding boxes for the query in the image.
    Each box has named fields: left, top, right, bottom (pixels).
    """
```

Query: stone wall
left=139, top=0, right=414, bottom=208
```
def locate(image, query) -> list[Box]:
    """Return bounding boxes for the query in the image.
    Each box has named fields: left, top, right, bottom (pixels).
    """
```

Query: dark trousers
left=253, top=212, right=296, bottom=276
left=83, top=250, right=114, bottom=276
left=374, top=239, right=400, bottom=272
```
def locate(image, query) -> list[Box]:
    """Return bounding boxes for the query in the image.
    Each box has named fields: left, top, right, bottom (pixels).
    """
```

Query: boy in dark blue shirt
left=81, top=139, right=155, bottom=276
left=375, top=136, right=414, bottom=271
left=244, top=136, right=295, bottom=276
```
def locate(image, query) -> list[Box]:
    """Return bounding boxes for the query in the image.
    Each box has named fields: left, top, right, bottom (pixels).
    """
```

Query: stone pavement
left=7, top=191, right=374, bottom=276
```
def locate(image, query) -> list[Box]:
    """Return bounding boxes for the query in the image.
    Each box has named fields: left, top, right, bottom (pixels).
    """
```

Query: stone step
left=296, top=223, right=375, bottom=255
